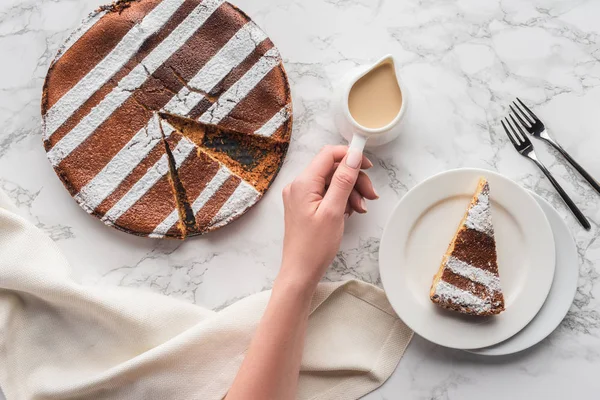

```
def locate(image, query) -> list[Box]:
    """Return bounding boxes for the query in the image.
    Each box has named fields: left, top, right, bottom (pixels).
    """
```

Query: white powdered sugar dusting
left=433, top=281, right=492, bottom=313
left=187, top=22, right=266, bottom=93
left=54, top=10, right=107, bottom=62
left=46, top=0, right=224, bottom=164
left=46, top=0, right=290, bottom=237
left=76, top=21, right=267, bottom=216
left=163, top=21, right=267, bottom=116
left=445, top=256, right=501, bottom=293
left=210, top=180, right=260, bottom=229
left=150, top=165, right=231, bottom=237
left=102, top=135, right=195, bottom=224
left=75, top=114, right=165, bottom=212
left=150, top=209, right=180, bottom=238
left=150, top=45, right=283, bottom=235
left=465, top=181, right=494, bottom=236
left=102, top=153, right=170, bottom=224
left=198, top=47, right=281, bottom=125
left=254, top=103, right=292, bottom=137
left=190, top=166, right=231, bottom=215
left=44, top=0, right=187, bottom=139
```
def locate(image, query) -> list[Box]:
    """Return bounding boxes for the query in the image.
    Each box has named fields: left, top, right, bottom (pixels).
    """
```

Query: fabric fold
left=0, top=192, right=412, bottom=400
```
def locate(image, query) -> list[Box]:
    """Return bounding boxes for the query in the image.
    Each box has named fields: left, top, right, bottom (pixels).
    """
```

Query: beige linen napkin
left=0, top=191, right=413, bottom=400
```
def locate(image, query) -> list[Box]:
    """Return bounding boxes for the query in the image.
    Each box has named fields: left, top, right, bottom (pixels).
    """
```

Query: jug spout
left=349, top=54, right=398, bottom=86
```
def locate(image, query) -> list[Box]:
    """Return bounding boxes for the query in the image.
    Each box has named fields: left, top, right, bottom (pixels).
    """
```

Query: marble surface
left=1, top=0, right=600, bottom=398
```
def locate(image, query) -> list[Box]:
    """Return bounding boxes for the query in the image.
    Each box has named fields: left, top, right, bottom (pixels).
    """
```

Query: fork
left=501, top=115, right=591, bottom=230
left=511, top=98, right=600, bottom=195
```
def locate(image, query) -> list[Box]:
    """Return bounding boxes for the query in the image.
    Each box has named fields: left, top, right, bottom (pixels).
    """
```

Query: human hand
left=279, top=145, right=378, bottom=288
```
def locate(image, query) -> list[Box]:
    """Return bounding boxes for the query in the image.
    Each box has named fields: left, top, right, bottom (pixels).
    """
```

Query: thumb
left=320, top=148, right=362, bottom=215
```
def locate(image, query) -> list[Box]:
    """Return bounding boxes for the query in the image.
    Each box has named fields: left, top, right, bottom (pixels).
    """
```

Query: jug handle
left=349, top=133, right=368, bottom=154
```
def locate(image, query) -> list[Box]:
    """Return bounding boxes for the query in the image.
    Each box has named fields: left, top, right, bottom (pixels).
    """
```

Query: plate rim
left=379, top=167, right=556, bottom=349
left=467, top=192, right=579, bottom=356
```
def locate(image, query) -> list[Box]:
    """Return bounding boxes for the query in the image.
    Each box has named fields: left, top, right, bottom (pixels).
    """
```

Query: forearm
left=227, top=146, right=372, bottom=399
left=226, top=265, right=316, bottom=400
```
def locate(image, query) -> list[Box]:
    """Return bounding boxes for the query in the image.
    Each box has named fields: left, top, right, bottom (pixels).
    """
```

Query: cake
left=430, top=178, right=505, bottom=316
left=41, top=0, right=292, bottom=238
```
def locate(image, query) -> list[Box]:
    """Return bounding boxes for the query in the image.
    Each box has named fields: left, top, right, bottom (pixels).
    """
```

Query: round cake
left=42, top=0, right=292, bottom=239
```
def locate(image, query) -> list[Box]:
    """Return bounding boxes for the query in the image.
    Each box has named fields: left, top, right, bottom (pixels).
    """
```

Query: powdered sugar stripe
left=163, top=21, right=267, bottom=116
left=149, top=46, right=280, bottom=236
left=102, top=154, right=168, bottom=225
left=210, top=180, right=260, bottom=229
left=254, top=103, right=291, bottom=137
left=433, top=281, right=492, bottom=312
left=190, top=166, right=232, bottom=214
left=150, top=209, right=180, bottom=239
left=44, top=0, right=186, bottom=138
left=198, top=47, right=281, bottom=125
left=112, top=36, right=279, bottom=236
left=465, top=182, right=494, bottom=236
left=54, top=10, right=107, bottom=62
left=74, top=22, right=265, bottom=212
left=445, top=256, right=501, bottom=293
left=103, top=134, right=195, bottom=225
left=47, top=0, right=224, bottom=165
left=75, top=115, right=164, bottom=212
left=188, top=22, right=267, bottom=94
left=150, top=165, right=231, bottom=237
left=156, top=48, right=280, bottom=233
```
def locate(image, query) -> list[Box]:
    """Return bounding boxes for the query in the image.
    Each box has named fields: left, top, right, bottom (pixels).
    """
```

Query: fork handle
left=542, top=136, right=600, bottom=195
left=530, top=157, right=591, bottom=230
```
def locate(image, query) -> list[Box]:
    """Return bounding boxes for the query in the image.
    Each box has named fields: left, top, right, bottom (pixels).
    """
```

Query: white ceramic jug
left=334, top=54, right=408, bottom=151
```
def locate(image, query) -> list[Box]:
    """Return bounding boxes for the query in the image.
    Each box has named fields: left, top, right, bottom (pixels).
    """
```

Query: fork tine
left=510, top=104, right=532, bottom=127
left=501, top=119, right=520, bottom=147
left=509, top=114, right=529, bottom=143
left=512, top=101, right=535, bottom=125
left=516, top=97, right=540, bottom=123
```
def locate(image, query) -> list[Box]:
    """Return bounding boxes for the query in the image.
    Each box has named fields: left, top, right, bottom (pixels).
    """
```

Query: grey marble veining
left=1, top=0, right=599, bottom=398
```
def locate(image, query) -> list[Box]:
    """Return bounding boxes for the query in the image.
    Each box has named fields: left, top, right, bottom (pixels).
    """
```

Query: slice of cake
left=430, top=178, right=505, bottom=316
left=154, top=114, right=288, bottom=237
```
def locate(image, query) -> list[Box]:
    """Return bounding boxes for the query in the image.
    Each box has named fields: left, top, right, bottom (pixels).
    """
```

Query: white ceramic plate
left=467, top=193, right=578, bottom=355
left=379, top=168, right=556, bottom=349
